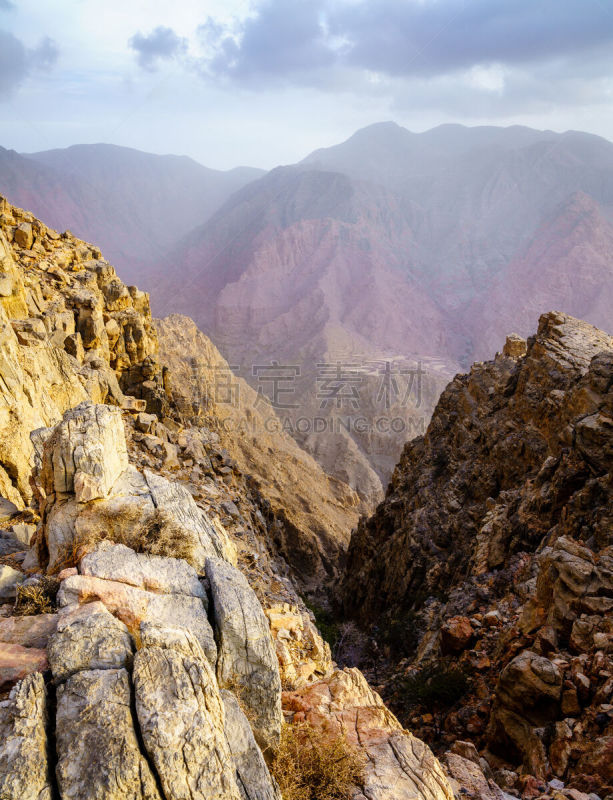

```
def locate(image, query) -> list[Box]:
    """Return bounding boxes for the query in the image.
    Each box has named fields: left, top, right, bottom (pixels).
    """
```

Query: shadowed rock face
left=341, top=311, right=613, bottom=789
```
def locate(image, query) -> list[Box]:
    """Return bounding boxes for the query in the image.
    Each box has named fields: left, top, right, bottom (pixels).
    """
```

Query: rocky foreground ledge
left=0, top=400, right=455, bottom=800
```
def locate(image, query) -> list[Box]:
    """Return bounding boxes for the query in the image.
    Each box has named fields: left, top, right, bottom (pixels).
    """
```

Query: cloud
left=192, top=0, right=613, bottom=116
left=328, top=0, right=613, bottom=78
left=0, top=30, right=59, bottom=99
left=30, top=36, right=59, bottom=70
left=0, top=0, right=15, bottom=10
left=203, top=0, right=613, bottom=81
left=129, top=26, right=188, bottom=72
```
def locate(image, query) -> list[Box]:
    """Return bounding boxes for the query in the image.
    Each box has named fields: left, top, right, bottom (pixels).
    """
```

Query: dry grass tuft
left=54, top=505, right=197, bottom=571
left=14, top=576, right=60, bottom=615
left=271, top=722, right=365, bottom=800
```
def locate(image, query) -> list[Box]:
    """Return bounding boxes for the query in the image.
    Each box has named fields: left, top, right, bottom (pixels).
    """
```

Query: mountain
left=146, top=164, right=456, bottom=504
left=0, top=143, right=263, bottom=284
left=341, top=311, right=613, bottom=795
left=144, top=122, right=613, bottom=499
left=3, top=123, right=613, bottom=505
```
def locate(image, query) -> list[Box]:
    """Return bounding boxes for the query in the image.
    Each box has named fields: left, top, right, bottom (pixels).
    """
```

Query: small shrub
left=397, top=664, right=470, bottom=711
left=303, top=600, right=340, bottom=650
left=379, top=609, right=420, bottom=657
left=54, top=506, right=196, bottom=571
left=272, top=722, right=365, bottom=800
left=14, top=576, right=60, bottom=615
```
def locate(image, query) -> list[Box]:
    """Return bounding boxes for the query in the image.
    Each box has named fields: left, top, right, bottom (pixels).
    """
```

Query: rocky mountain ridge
left=341, top=311, right=613, bottom=798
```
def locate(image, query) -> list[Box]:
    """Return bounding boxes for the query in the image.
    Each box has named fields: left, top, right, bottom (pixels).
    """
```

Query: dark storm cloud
left=204, top=0, right=613, bottom=83
left=0, top=30, right=58, bottom=99
left=129, top=26, right=188, bottom=72
left=329, top=0, right=613, bottom=77
left=203, top=0, right=333, bottom=80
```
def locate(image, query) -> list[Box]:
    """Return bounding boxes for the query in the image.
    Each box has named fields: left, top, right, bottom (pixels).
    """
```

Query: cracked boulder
left=207, top=557, right=282, bottom=756
left=55, top=668, right=162, bottom=800
left=47, top=601, right=133, bottom=683
left=133, top=624, right=242, bottom=800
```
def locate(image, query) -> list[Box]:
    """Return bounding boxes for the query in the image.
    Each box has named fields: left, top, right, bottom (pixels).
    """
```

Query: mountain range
left=1, top=122, right=612, bottom=502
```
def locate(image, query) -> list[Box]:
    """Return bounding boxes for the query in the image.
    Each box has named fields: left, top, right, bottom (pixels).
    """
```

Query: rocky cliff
left=0, top=196, right=457, bottom=800
left=341, top=312, right=613, bottom=797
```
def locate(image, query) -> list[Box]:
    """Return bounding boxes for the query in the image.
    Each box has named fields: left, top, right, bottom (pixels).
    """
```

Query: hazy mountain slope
left=0, top=143, right=263, bottom=284
left=146, top=123, right=613, bottom=496
left=149, top=165, right=456, bottom=503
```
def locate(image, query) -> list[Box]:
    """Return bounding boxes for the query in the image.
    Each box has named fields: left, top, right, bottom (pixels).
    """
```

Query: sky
left=1, top=0, right=613, bottom=169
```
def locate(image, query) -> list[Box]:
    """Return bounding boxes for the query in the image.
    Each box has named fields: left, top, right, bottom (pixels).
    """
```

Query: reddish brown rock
left=0, top=643, right=48, bottom=689
left=441, top=616, right=473, bottom=654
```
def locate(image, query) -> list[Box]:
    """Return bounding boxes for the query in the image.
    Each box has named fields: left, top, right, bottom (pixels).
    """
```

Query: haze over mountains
left=0, top=143, right=263, bottom=283
left=1, top=122, right=612, bottom=502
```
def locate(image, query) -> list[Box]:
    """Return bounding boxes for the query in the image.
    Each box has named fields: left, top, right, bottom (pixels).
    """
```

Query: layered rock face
left=342, top=312, right=613, bottom=794
left=0, top=195, right=164, bottom=508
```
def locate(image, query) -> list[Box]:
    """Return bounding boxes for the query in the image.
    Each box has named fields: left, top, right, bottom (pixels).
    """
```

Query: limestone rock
left=55, top=668, right=161, bottom=800
left=133, top=625, right=242, bottom=800
left=57, top=573, right=217, bottom=664
left=207, top=557, right=282, bottom=755
left=0, top=672, right=51, bottom=800
left=48, top=601, right=133, bottom=683
left=80, top=541, right=206, bottom=599
left=221, top=690, right=282, bottom=800
left=13, top=222, right=33, bottom=250
left=41, top=401, right=128, bottom=500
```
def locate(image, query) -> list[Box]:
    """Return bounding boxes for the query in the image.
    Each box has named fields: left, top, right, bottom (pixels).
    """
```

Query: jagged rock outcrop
left=0, top=196, right=164, bottom=508
left=36, top=401, right=235, bottom=571
left=341, top=312, right=613, bottom=794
